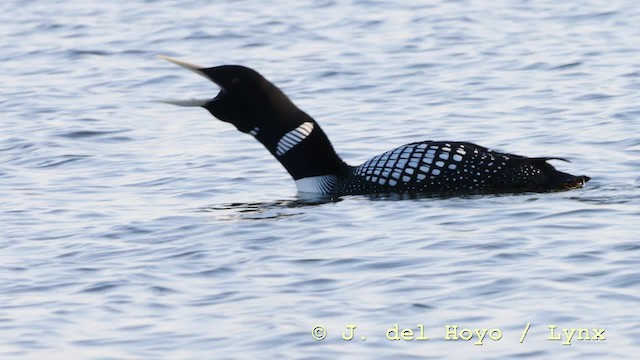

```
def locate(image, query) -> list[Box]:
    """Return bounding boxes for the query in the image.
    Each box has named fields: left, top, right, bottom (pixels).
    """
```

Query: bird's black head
left=159, top=55, right=350, bottom=180
left=159, top=56, right=297, bottom=133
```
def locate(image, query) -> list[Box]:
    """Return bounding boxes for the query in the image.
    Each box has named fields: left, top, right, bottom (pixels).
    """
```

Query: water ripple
left=1, top=0, right=639, bottom=359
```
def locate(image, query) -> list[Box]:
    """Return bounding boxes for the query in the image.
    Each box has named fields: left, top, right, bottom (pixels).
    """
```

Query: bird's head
left=158, top=55, right=296, bottom=133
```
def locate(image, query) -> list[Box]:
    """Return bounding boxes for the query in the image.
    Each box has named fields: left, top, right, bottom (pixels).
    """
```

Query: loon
left=158, top=55, right=590, bottom=196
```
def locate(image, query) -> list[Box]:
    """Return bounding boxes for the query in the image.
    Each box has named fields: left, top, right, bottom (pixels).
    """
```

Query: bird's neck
left=252, top=111, right=350, bottom=180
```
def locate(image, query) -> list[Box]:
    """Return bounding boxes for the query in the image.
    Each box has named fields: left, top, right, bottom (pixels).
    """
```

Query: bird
left=158, top=55, right=590, bottom=196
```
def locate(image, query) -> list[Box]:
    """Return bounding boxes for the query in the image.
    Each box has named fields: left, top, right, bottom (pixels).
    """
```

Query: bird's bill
left=158, top=55, right=215, bottom=107
left=157, top=55, right=208, bottom=78
left=158, top=98, right=210, bottom=107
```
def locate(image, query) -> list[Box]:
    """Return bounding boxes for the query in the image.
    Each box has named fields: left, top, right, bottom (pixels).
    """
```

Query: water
left=1, top=0, right=639, bottom=358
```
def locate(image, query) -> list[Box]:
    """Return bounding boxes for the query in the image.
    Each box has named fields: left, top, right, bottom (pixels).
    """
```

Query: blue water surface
left=1, top=1, right=639, bottom=359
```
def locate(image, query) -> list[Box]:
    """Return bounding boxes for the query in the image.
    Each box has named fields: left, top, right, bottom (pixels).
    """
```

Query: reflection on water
left=195, top=196, right=341, bottom=220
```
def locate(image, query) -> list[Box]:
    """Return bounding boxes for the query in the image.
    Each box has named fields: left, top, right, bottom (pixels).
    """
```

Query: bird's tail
left=547, top=170, right=591, bottom=190
left=529, top=158, right=590, bottom=190
left=508, top=157, right=590, bottom=191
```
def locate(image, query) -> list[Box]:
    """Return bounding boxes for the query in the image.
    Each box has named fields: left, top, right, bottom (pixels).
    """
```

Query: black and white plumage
left=331, top=141, right=582, bottom=195
left=159, top=55, right=590, bottom=196
left=276, top=122, right=314, bottom=156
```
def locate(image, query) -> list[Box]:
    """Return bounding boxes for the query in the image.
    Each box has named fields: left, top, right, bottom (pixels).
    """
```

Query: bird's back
left=332, top=141, right=589, bottom=195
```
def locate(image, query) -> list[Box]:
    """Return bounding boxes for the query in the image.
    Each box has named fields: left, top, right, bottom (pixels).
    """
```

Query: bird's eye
left=231, top=78, right=240, bottom=85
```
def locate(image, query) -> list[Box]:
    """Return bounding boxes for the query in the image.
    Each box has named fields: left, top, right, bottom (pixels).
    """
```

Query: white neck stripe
left=276, top=122, right=314, bottom=156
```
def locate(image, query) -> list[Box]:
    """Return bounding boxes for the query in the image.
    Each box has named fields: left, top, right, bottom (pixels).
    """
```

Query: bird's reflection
left=192, top=191, right=490, bottom=221
left=194, top=193, right=342, bottom=221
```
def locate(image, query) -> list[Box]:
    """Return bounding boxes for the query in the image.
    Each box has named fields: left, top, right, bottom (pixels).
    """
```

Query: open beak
left=157, top=55, right=212, bottom=107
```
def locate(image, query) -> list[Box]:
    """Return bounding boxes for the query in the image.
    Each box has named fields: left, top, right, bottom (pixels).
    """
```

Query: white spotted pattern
left=276, top=122, right=314, bottom=156
left=339, top=141, right=534, bottom=193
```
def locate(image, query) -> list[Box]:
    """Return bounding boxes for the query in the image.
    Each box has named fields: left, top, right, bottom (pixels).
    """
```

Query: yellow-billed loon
left=158, top=55, right=590, bottom=196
